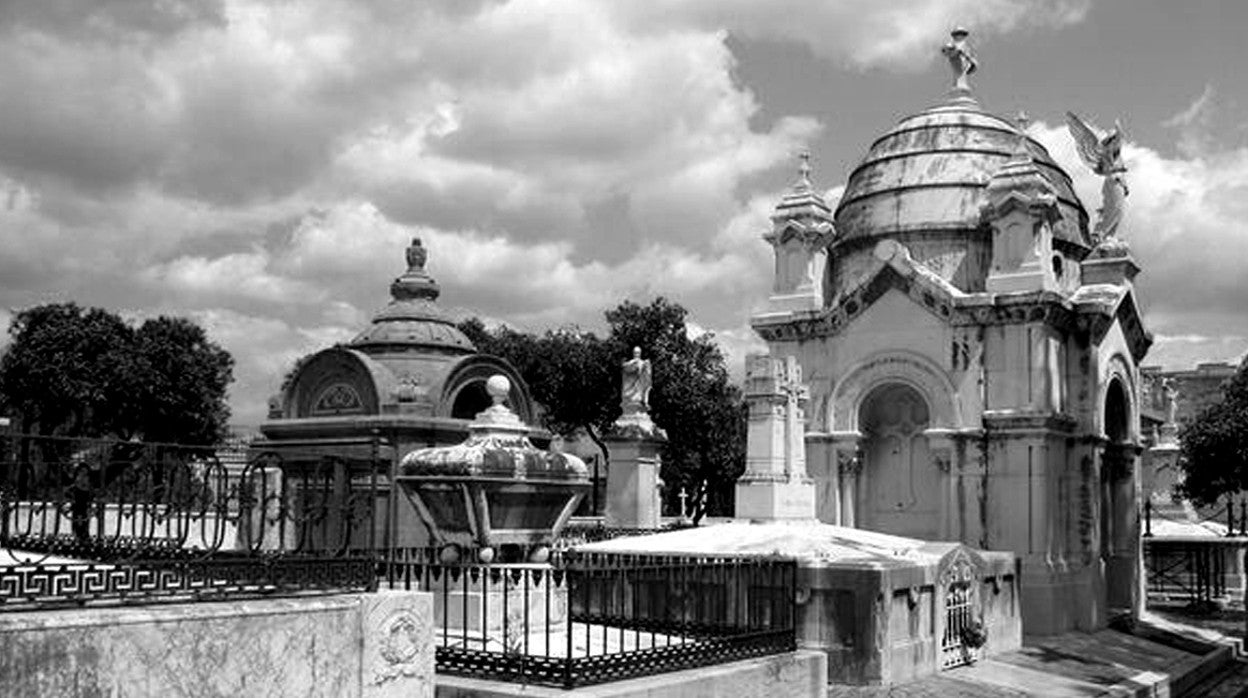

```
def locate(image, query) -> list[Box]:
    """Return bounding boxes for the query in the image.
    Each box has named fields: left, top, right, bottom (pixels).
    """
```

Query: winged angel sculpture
left=1066, top=112, right=1129, bottom=243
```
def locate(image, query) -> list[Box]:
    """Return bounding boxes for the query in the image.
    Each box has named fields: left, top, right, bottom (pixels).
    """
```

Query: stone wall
left=0, top=590, right=434, bottom=697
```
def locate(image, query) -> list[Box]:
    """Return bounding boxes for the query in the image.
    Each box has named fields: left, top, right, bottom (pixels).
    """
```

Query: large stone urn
left=397, top=375, right=589, bottom=561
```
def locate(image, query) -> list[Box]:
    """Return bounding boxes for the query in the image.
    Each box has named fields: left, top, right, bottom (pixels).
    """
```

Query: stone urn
left=397, top=375, right=589, bottom=561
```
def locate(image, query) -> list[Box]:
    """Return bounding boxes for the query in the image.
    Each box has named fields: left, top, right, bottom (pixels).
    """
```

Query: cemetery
left=3, top=26, right=1248, bottom=698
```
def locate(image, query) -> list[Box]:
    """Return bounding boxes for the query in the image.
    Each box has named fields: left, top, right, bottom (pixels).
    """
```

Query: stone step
left=1179, top=658, right=1248, bottom=697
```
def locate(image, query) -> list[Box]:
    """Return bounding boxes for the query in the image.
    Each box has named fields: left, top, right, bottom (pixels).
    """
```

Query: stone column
left=735, top=354, right=816, bottom=520
left=925, top=429, right=957, bottom=541
left=830, top=433, right=863, bottom=528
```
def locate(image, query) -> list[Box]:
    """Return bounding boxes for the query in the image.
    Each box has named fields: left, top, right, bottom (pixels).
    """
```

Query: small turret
left=762, top=152, right=835, bottom=313
left=981, top=113, right=1064, bottom=294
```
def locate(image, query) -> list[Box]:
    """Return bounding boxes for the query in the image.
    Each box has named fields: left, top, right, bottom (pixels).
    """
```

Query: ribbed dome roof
left=349, top=238, right=476, bottom=354
left=833, top=95, right=1091, bottom=253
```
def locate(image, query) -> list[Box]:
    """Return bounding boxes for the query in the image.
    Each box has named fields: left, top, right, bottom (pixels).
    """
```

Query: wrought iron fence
left=1144, top=538, right=1246, bottom=605
left=1142, top=498, right=1248, bottom=605
left=380, top=547, right=797, bottom=689
left=1, top=432, right=380, bottom=611
left=555, top=518, right=696, bottom=548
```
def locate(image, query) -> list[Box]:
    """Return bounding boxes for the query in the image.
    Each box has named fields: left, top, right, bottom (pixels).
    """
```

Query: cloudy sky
left=1, top=0, right=1246, bottom=427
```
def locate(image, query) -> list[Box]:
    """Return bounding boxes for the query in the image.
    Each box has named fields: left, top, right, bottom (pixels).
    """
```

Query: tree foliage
left=0, top=303, right=234, bottom=445
left=459, top=297, right=746, bottom=521
left=1177, top=357, right=1248, bottom=506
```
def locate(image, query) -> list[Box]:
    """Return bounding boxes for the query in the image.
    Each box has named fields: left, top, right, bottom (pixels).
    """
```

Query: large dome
left=834, top=96, right=1090, bottom=253
left=823, top=93, right=1091, bottom=297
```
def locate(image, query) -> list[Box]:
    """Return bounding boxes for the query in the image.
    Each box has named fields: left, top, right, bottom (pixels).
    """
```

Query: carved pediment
left=1073, top=286, right=1152, bottom=363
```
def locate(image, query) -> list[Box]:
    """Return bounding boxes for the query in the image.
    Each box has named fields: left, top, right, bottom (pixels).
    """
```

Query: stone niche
left=577, top=521, right=1021, bottom=686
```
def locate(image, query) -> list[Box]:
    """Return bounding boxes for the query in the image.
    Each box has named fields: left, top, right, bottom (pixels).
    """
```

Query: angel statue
left=620, top=346, right=652, bottom=415
left=1066, top=112, right=1129, bottom=242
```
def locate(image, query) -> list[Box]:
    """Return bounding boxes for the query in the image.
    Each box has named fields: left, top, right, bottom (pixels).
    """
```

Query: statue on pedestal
left=620, top=346, right=652, bottom=416
left=1066, top=111, right=1130, bottom=243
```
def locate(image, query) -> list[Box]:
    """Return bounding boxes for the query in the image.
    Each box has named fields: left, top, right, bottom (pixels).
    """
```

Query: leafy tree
left=459, top=297, right=746, bottom=522
left=604, top=298, right=746, bottom=521
left=0, top=303, right=234, bottom=446
left=132, top=317, right=234, bottom=445
left=1177, top=357, right=1248, bottom=506
left=460, top=318, right=618, bottom=462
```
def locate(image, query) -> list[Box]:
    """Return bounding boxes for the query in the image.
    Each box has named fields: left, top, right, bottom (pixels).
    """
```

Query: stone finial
left=405, top=237, right=427, bottom=271
left=486, top=374, right=510, bottom=406
left=941, top=27, right=978, bottom=92
left=1014, top=111, right=1031, bottom=152
left=391, top=238, right=441, bottom=302
left=794, top=151, right=813, bottom=192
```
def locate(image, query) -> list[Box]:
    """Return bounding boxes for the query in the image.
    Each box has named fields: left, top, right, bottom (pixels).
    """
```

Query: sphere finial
left=486, top=374, right=510, bottom=406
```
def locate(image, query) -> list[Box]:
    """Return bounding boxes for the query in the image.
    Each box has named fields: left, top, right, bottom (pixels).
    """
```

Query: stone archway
left=1101, top=375, right=1140, bottom=616
left=858, top=383, right=940, bottom=539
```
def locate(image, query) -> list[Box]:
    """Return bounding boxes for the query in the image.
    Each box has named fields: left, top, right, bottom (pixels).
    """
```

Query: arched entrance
left=1101, top=376, right=1139, bottom=615
left=858, top=383, right=940, bottom=539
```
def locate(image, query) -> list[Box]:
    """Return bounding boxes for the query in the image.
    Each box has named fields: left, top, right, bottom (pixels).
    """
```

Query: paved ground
left=828, top=607, right=1248, bottom=697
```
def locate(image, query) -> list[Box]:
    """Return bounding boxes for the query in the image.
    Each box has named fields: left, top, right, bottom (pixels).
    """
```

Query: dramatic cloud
left=2, top=0, right=1172, bottom=428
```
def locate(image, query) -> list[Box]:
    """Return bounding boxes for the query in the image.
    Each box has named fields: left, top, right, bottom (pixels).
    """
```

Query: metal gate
left=940, top=580, right=976, bottom=669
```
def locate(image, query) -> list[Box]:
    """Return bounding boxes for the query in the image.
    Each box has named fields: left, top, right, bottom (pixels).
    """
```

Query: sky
left=0, top=0, right=1246, bottom=427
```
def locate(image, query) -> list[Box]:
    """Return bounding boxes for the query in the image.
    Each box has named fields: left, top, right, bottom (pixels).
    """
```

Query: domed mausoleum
left=262, top=238, right=536, bottom=436
left=748, top=31, right=1151, bottom=635
left=257, top=238, right=542, bottom=547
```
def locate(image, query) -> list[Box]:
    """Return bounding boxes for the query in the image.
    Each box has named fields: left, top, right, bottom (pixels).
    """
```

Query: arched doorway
left=1101, top=377, right=1139, bottom=615
left=859, top=383, right=939, bottom=539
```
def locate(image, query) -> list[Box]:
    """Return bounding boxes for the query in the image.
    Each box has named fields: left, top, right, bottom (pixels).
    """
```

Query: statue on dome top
left=1066, top=111, right=1130, bottom=243
left=406, top=237, right=428, bottom=271
left=941, top=27, right=978, bottom=92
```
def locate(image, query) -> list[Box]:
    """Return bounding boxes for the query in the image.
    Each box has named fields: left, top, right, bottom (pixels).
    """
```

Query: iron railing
left=1142, top=497, right=1248, bottom=605
left=555, top=518, right=695, bottom=548
left=1, top=432, right=381, bottom=611
left=380, top=547, right=797, bottom=689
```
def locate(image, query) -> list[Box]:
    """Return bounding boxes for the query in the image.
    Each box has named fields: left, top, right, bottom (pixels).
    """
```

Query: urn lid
left=399, top=375, right=589, bottom=480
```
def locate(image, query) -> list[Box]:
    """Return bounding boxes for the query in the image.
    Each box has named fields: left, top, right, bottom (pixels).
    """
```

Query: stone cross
left=778, top=356, right=809, bottom=480
left=678, top=487, right=688, bottom=519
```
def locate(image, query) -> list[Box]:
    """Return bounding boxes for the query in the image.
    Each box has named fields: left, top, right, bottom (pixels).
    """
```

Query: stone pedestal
left=434, top=569, right=568, bottom=635
left=604, top=413, right=666, bottom=529
left=736, top=478, right=816, bottom=521
left=1081, top=244, right=1140, bottom=286
left=735, top=354, right=816, bottom=521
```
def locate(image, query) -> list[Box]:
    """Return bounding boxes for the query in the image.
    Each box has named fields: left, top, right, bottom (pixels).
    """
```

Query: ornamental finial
left=792, top=150, right=813, bottom=192
left=941, top=27, right=978, bottom=92
left=1015, top=111, right=1031, bottom=153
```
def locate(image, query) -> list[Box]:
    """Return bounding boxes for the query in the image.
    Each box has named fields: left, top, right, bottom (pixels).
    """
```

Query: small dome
left=833, top=97, right=1091, bottom=254
left=350, top=238, right=476, bottom=354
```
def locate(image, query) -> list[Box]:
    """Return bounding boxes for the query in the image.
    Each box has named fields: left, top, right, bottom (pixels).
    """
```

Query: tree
left=460, top=318, right=618, bottom=463
left=0, top=303, right=234, bottom=445
left=604, top=298, right=746, bottom=521
left=1176, top=357, right=1248, bottom=506
left=459, top=297, right=747, bottom=522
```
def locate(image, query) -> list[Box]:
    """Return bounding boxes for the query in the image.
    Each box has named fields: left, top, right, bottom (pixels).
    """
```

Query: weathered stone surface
left=0, top=592, right=434, bottom=698
left=361, top=590, right=436, bottom=698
